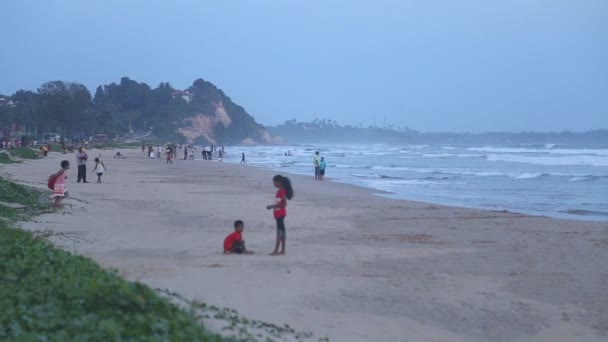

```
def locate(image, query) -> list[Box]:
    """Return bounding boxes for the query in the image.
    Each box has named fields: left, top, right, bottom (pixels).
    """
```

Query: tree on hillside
left=38, top=81, right=93, bottom=135
left=2, top=91, right=40, bottom=134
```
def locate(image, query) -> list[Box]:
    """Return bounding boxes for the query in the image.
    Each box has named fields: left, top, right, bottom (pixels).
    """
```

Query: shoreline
left=2, top=148, right=607, bottom=341
left=223, top=143, right=608, bottom=223
left=222, top=157, right=607, bottom=224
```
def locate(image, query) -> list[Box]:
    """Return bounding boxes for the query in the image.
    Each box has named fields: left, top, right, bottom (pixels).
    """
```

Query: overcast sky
left=1, top=0, right=607, bottom=132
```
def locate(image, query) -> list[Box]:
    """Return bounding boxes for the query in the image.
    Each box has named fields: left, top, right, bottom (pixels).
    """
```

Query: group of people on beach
left=142, top=143, right=228, bottom=163
left=313, top=151, right=327, bottom=180
left=144, top=143, right=178, bottom=164
left=47, top=143, right=318, bottom=256
left=50, top=146, right=107, bottom=207
left=223, top=174, right=294, bottom=256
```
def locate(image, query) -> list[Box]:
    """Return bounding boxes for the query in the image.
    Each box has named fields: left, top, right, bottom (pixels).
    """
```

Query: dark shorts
left=96, top=173, right=103, bottom=177
left=315, top=167, right=320, bottom=175
left=276, top=217, right=286, bottom=238
left=231, top=240, right=246, bottom=254
left=320, top=169, right=325, bottom=176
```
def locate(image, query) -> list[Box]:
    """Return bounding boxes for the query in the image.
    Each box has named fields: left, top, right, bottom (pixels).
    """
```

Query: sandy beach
left=2, top=148, right=607, bottom=342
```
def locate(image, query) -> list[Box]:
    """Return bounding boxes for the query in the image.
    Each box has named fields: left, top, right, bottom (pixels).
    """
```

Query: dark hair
left=234, top=220, right=244, bottom=228
left=94, top=157, right=100, bottom=163
left=273, top=175, right=294, bottom=200
left=60, top=160, right=69, bottom=169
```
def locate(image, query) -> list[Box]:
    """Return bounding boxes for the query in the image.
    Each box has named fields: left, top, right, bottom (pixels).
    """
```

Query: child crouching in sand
left=266, top=175, right=294, bottom=255
left=223, top=220, right=254, bottom=254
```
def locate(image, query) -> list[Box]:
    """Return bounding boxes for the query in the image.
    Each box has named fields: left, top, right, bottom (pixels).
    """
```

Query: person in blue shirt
left=319, top=157, right=327, bottom=180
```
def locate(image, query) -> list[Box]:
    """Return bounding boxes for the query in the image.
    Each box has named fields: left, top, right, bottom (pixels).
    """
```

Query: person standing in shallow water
left=313, top=151, right=321, bottom=180
left=76, top=147, right=88, bottom=183
left=240, top=153, right=246, bottom=164
left=319, top=157, right=327, bottom=180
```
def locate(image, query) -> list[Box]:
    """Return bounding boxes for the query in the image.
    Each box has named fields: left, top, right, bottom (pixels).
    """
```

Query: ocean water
left=222, top=144, right=608, bottom=221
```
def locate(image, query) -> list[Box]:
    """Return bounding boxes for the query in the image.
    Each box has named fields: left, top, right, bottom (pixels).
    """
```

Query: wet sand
left=3, top=148, right=607, bottom=341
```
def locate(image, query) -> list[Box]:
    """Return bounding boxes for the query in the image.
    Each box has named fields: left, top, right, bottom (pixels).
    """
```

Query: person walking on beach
left=313, top=151, right=321, bottom=180
left=166, top=145, right=173, bottom=164
left=240, top=152, right=246, bottom=164
left=92, top=157, right=107, bottom=183
left=157, top=145, right=161, bottom=159
left=266, top=175, right=294, bottom=255
left=319, top=157, right=327, bottom=180
left=76, top=147, right=88, bottom=183
left=51, top=160, right=70, bottom=208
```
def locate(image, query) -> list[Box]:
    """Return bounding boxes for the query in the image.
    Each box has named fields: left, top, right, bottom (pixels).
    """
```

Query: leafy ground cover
left=0, top=176, right=223, bottom=341
left=0, top=224, right=224, bottom=341
left=0, top=176, right=50, bottom=221
left=0, top=152, right=18, bottom=164
left=9, top=147, right=40, bottom=160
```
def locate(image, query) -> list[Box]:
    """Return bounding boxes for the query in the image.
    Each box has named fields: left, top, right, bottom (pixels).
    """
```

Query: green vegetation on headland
left=0, top=77, right=271, bottom=145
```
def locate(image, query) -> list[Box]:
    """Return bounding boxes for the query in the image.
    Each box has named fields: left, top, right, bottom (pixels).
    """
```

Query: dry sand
left=2, top=148, right=607, bottom=341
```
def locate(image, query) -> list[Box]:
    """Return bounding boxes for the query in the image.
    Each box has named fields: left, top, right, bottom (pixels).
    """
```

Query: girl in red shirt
left=266, top=175, right=294, bottom=255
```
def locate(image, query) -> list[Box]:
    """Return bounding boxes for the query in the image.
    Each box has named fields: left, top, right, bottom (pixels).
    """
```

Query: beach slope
left=3, top=150, right=607, bottom=341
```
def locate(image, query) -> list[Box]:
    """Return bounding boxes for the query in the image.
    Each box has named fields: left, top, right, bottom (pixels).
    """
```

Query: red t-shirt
left=223, top=231, right=242, bottom=252
left=274, top=188, right=287, bottom=218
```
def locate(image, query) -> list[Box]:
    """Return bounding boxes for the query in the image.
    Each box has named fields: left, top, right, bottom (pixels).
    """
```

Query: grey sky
left=1, top=0, right=607, bottom=132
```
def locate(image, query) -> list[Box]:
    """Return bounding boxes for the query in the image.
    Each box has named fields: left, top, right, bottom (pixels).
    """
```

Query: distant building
left=0, top=96, right=14, bottom=107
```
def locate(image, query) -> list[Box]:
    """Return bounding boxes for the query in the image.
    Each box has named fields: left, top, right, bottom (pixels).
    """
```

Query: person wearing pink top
left=53, top=160, right=70, bottom=207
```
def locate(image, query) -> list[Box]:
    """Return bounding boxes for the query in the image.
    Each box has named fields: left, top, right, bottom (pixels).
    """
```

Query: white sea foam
left=514, top=173, right=545, bottom=180
left=422, top=153, right=486, bottom=158
left=469, top=146, right=608, bottom=156
left=487, top=154, right=608, bottom=166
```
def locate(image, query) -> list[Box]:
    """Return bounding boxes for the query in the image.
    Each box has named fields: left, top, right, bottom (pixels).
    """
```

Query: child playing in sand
left=51, top=160, right=70, bottom=208
left=223, top=220, right=253, bottom=254
left=266, top=175, right=294, bottom=255
left=92, top=157, right=107, bottom=183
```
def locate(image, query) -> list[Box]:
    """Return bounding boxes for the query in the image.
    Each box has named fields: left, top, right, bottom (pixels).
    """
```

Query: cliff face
left=93, top=77, right=277, bottom=144
left=173, top=79, right=276, bottom=145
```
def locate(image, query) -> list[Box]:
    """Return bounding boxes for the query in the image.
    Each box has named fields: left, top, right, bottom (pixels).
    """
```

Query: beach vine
left=157, top=289, right=329, bottom=342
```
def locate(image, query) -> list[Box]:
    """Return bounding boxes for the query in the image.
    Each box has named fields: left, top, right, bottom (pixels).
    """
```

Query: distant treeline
left=0, top=77, right=266, bottom=144
left=268, top=119, right=608, bottom=146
